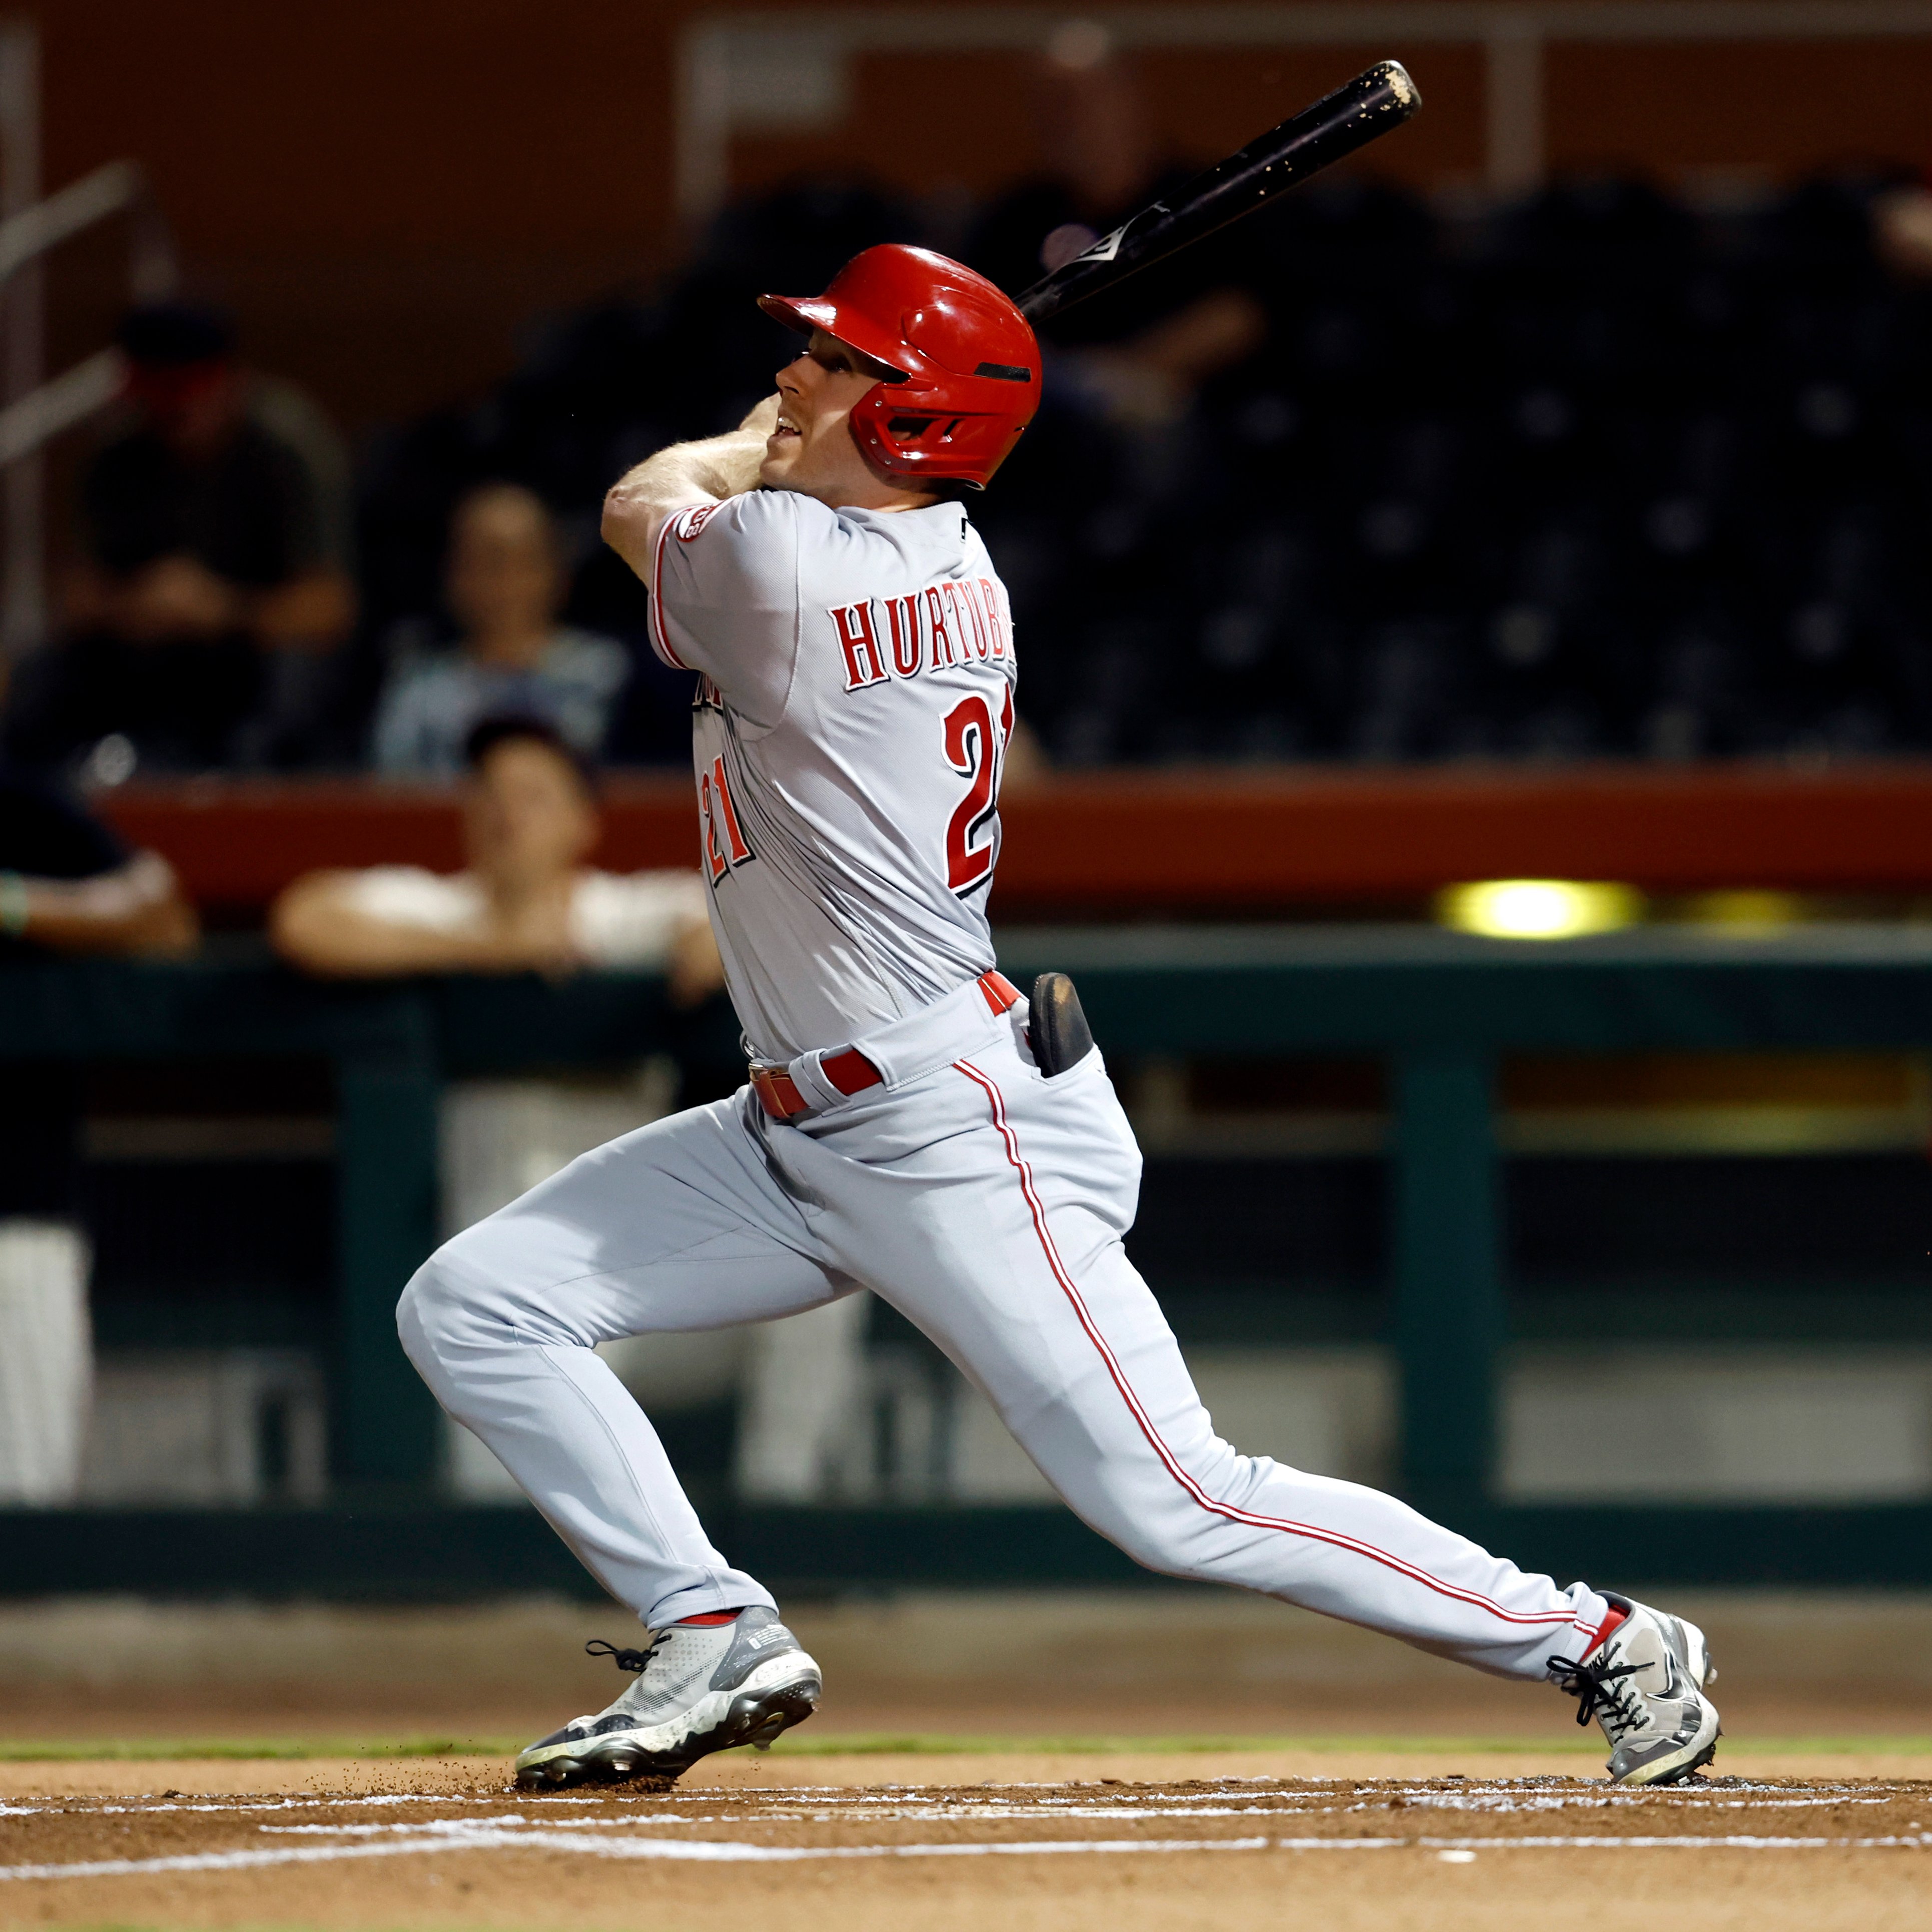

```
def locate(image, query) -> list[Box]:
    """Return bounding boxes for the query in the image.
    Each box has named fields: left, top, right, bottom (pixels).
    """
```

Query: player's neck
left=778, top=477, right=941, bottom=516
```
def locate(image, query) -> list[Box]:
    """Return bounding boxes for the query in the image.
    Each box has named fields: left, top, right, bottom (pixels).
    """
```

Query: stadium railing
left=5, top=922, right=1932, bottom=1596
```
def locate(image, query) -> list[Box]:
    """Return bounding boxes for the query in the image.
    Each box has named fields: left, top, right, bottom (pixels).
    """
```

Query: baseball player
left=398, top=245, right=1720, bottom=1790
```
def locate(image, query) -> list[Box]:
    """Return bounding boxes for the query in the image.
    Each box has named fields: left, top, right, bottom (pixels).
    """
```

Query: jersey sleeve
left=648, top=490, right=804, bottom=729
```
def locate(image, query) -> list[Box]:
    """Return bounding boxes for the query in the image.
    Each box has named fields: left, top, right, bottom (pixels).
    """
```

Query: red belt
left=750, top=970, right=1021, bottom=1121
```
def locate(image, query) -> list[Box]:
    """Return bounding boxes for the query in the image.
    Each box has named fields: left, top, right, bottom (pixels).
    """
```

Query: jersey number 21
left=944, top=686, right=1013, bottom=897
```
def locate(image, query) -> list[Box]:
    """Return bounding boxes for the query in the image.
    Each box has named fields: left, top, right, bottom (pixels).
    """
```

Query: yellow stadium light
left=1435, top=879, right=1644, bottom=941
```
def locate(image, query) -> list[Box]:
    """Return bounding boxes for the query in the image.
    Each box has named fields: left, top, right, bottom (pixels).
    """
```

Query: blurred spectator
left=272, top=715, right=720, bottom=998
left=356, top=163, right=1932, bottom=773
left=271, top=716, right=729, bottom=1505
left=1873, top=171, right=1932, bottom=278
left=0, top=769, right=198, bottom=1506
left=370, top=484, right=628, bottom=776
left=352, top=180, right=922, bottom=766
left=0, top=769, right=198, bottom=958
left=2, top=303, right=355, bottom=774
left=965, top=22, right=1264, bottom=426
left=958, top=23, right=1272, bottom=764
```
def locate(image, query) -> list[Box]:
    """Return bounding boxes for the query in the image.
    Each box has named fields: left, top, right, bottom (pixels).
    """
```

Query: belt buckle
left=750, top=1063, right=808, bottom=1120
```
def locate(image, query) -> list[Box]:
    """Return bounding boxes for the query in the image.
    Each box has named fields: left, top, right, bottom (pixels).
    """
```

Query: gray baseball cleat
left=514, top=1608, right=821, bottom=1790
left=1547, top=1592, right=1721, bottom=1785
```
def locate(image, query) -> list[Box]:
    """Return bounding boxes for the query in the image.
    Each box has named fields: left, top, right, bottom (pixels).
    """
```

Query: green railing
left=998, top=924, right=1932, bottom=1522
left=0, top=956, right=739, bottom=1485
left=6, top=925, right=1932, bottom=1593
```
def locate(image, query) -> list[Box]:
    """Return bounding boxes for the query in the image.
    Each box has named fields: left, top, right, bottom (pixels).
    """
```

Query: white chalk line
left=1424, top=1834, right=1930, bottom=1851
left=0, top=1830, right=1276, bottom=1881
left=11, top=1797, right=1324, bottom=1828
left=4, top=1816, right=1930, bottom=1882
left=1351, top=1789, right=1903, bottom=1814
left=8, top=1775, right=1909, bottom=1822
left=6, top=1770, right=1923, bottom=1885
left=15, top=1780, right=1912, bottom=1829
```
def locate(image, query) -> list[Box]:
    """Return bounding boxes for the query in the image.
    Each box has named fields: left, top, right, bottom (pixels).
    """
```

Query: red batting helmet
left=759, top=244, right=1041, bottom=490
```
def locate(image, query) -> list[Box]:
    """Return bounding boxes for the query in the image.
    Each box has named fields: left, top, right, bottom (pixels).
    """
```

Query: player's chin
left=757, top=450, right=797, bottom=488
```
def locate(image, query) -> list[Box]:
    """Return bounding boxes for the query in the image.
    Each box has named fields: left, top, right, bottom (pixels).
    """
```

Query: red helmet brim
left=757, top=292, right=922, bottom=383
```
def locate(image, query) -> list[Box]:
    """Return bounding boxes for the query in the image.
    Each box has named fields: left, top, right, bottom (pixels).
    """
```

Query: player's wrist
left=697, top=434, right=767, bottom=499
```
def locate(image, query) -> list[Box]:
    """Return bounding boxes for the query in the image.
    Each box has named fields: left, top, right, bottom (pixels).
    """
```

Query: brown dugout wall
left=17, top=1, right=1932, bottom=437
left=94, top=763, right=1932, bottom=917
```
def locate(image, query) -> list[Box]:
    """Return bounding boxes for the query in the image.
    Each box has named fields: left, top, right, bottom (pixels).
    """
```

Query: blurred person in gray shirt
left=371, top=484, right=629, bottom=776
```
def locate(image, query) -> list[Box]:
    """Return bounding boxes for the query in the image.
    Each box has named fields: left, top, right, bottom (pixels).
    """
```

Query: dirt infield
left=5, top=1596, right=1930, bottom=1926
left=4, top=1751, right=1929, bottom=1931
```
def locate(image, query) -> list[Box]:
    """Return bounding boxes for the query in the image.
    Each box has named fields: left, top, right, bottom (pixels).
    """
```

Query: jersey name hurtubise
left=649, top=488, right=1017, bottom=1062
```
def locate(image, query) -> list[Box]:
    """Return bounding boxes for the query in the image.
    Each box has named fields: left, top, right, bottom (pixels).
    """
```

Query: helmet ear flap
left=849, top=386, right=934, bottom=479
left=850, top=387, right=1001, bottom=491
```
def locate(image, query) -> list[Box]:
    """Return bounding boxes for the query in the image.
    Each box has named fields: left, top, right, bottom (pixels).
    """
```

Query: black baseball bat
left=1015, top=60, right=1421, bottom=324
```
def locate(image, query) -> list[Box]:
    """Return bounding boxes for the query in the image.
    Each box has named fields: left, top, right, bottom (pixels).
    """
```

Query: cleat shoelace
left=1547, top=1651, right=1650, bottom=1740
left=585, top=1636, right=664, bottom=1675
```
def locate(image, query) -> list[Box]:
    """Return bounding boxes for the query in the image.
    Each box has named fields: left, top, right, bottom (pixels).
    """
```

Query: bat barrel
left=1017, top=60, right=1421, bottom=324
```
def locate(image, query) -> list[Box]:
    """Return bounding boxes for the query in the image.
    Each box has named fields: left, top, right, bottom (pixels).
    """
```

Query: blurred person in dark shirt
left=0, top=769, right=197, bottom=1355
left=3, top=302, right=356, bottom=774
left=0, top=770, right=197, bottom=959
left=964, top=21, right=1264, bottom=428
left=370, top=485, right=629, bottom=777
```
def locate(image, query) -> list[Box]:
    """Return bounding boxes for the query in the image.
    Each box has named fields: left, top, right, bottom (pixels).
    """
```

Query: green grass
left=4, top=1731, right=1930, bottom=1762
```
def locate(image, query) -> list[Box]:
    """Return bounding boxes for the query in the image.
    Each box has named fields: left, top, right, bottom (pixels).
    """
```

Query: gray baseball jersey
left=406, top=484, right=1620, bottom=1707
left=649, top=488, right=1017, bottom=1061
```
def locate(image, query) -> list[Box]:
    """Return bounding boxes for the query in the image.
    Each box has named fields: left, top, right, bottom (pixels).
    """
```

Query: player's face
left=761, top=330, right=897, bottom=502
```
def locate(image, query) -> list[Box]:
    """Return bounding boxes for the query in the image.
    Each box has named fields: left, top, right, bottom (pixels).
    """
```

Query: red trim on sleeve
left=649, top=504, right=717, bottom=671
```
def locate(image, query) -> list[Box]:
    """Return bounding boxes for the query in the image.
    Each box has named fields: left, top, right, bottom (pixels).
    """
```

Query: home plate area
left=4, top=1771, right=1930, bottom=1928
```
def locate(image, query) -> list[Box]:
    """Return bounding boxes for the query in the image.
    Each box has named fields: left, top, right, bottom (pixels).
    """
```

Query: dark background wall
left=21, top=1, right=1932, bottom=433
